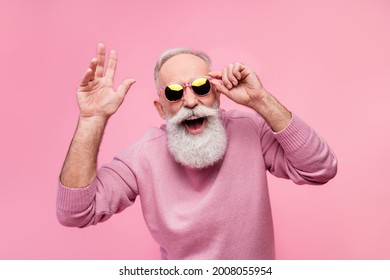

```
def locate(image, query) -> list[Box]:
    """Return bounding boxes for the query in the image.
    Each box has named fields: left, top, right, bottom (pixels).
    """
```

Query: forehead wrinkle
left=158, top=54, right=210, bottom=87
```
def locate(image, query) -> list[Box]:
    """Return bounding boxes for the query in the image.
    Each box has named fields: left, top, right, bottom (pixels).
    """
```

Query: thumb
left=210, top=78, right=230, bottom=96
left=118, top=78, right=136, bottom=98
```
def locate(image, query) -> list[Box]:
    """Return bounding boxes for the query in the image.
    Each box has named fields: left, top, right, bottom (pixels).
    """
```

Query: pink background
left=1, top=0, right=389, bottom=259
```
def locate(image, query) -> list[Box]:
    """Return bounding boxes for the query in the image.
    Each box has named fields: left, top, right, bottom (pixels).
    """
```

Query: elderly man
left=57, top=43, right=337, bottom=259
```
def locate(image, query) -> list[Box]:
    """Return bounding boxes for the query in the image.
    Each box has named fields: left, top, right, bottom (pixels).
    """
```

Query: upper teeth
left=187, top=116, right=199, bottom=120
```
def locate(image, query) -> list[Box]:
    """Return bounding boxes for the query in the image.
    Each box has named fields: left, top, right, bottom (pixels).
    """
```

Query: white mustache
left=167, top=105, right=219, bottom=125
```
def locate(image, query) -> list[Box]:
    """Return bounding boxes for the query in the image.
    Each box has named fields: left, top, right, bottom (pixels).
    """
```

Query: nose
left=182, top=87, right=199, bottom=108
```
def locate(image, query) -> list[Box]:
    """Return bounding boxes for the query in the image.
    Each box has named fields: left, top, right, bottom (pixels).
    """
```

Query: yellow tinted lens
left=192, top=77, right=210, bottom=96
left=192, top=77, right=208, bottom=87
left=167, top=83, right=183, bottom=91
left=165, top=83, right=184, bottom=101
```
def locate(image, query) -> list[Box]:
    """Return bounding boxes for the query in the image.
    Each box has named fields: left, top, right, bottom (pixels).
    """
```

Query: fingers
left=105, top=50, right=117, bottom=81
left=88, top=57, right=98, bottom=79
left=78, top=58, right=97, bottom=87
left=92, top=43, right=118, bottom=81
left=208, top=71, right=223, bottom=79
left=208, top=69, right=236, bottom=94
left=223, top=63, right=247, bottom=89
left=79, top=68, right=93, bottom=87
left=209, top=78, right=230, bottom=95
left=81, top=44, right=120, bottom=85
left=95, top=43, right=105, bottom=78
left=118, top=78, right=136, bottom=98
left=79, top=44, right=129, bottom=92
left=210, top=63, right=248, bottom=90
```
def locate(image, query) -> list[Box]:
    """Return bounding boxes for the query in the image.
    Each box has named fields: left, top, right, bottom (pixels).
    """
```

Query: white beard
left=165, top=104, right=227, bottom=169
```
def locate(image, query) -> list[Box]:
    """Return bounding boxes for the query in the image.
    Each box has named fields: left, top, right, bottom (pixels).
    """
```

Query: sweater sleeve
left=56, top=157, right=138, bottom=228
left=261, top=114, right=337, bottom=185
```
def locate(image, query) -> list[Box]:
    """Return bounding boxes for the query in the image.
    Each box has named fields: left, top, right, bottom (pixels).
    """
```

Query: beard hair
left=165, top=104, right=227, bottom=169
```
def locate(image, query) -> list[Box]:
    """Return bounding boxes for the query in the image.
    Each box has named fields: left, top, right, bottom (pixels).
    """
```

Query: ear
left=153, top=99, right=166, bottom=120
left=213, top=88, right=222, bottom=107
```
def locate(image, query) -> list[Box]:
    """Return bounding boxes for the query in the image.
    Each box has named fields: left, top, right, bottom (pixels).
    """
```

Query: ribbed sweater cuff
left=57, top=180, right=97, bottom=213
left=273, top=114, right=312, bottom=155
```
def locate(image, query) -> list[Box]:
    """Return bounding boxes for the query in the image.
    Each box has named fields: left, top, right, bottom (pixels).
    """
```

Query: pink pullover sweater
left=57, top=109, right=337, bottom=259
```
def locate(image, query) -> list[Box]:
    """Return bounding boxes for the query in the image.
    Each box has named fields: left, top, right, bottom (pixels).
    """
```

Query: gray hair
left=154, top=48, right=212, bottom=88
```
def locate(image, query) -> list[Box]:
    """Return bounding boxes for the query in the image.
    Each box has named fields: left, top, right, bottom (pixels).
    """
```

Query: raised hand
left=209, top=62, right=291, bottom=132
left=208, top=62, right=267, bottom=111
left=77, top=43, right=135, bottom=120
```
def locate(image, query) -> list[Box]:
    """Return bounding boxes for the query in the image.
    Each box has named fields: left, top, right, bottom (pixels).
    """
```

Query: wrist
left=78, top=115, right=109, bottom=127
left=252, top=91, right=292, bottom=132
left=249, top=88, right=269, bottom=111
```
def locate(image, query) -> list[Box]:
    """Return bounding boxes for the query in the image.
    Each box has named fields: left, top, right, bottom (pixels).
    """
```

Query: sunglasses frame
left=158, top=75, right=213, bottom=103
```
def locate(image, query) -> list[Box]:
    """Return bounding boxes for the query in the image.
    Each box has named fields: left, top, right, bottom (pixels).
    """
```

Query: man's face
left=154, top=53, right=220, bottom=134
left=154, top=53, right=227, bottom=169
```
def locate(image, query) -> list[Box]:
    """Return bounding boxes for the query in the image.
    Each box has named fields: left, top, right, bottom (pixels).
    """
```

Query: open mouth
left=183, top=116, right=206, bottom=134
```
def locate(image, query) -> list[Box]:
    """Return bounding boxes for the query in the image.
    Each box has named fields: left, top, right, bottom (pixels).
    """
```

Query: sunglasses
left=158, top=76, right=212, bottom=102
